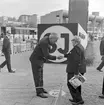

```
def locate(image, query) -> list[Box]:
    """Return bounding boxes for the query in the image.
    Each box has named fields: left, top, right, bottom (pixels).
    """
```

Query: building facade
left=41, top=10, right=68, bottom=24
left=18, top=15, right=31, bottom=23
left=18, top=14, right=37, bottom=28
left=41, top=10, right=104, bottom=38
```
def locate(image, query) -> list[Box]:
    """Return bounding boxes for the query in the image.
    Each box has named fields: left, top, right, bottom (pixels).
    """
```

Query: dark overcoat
left=2, top=36, right=11, bottom=54
left=64, top=44, right=86, bottom=74
left=100, top=39, right=104, bottom=56
left=29, top=36, right=56, bottom=67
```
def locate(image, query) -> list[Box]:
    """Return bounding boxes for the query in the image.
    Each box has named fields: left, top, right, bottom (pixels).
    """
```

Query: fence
left=0, top=41, right=34, bottom=56
left=12, top=42, right=33, bottom=54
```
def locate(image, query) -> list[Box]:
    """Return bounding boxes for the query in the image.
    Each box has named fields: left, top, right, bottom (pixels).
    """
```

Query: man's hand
left=56, top=55, right=64, bottom=60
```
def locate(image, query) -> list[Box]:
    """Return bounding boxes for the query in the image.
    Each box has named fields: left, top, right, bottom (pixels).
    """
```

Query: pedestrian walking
left=97, top=36, right=104, bottom=72
left=0, top=31, right=15, bottom=73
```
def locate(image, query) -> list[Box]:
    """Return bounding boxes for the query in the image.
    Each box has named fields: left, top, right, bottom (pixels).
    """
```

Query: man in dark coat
left=97, top=36, right=104, bottom=98
left=64, top=36, right=86, bottom=105
left=29, top=33, right=62, bottom=98
left=97, top=36, right=104, bottom=72
left=99, top=77, right=104, bottom=98
left=0, top=32, right=15, bottom=73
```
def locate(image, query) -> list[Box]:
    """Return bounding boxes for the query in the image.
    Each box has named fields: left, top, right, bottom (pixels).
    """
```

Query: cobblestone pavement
left=0, top=50, right=104, bottom=105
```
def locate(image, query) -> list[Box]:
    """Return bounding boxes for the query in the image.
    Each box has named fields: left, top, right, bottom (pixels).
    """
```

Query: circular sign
left=40, top=25, right=74, bottom=63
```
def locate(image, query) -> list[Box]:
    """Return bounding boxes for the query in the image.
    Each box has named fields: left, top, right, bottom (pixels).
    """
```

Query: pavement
left=0, top=48, right=104, bottom=105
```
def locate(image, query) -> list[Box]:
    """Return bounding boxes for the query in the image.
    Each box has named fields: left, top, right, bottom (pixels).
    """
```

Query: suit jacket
left=29, top=36, right=56, bottom=65
left=64, top=44, right=86, bottom=74
left=2, top=36, right=11, bottom=54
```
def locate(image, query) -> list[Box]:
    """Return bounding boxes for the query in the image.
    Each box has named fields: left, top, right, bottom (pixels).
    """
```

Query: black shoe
left=42, top=89, right=48, bottom=94
left=69, top=99, right=76, bottom=103
left=99, top=95, right=104, bottom=99
left=71, top=101, right=78, bottom=105
left=76, top=100, right=84, bottom=104
left=37, top=93, right=48, bottom=98
left=9, top=70, right=15, bottom=73
left=97, top=68, right=103, bottom=72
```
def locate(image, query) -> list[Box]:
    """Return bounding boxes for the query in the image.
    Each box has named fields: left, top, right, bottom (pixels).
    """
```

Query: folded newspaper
left=69, top=73, right=86, bottom=89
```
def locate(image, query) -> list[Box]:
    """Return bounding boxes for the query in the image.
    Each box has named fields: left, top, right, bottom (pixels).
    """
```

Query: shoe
left=69, top=99, right=76, bottom=102
left=42, top=89, right=48, bottom=94
left=71, top=101, right=78, bottom=105
left=97, top=68, right=103, bottom=72
left=99, top=95, right=104, bottom=99
left=76, top=100, right=84, bottom=104
left=9, top=70, right=15, bottom=73
left=37, top=93, right=48, bottom=98
left=71, top=100, right=84, bottom=105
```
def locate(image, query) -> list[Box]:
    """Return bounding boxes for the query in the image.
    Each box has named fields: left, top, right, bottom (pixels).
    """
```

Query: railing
left=12, top=42, right=33, bottom=54
left=0, top=40, right=35, bottom=56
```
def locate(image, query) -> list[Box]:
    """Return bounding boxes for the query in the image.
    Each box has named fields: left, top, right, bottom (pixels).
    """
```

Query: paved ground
left=0, top=41, right=104, bottom=105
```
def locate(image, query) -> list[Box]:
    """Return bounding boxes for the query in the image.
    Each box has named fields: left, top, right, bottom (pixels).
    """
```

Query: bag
left=69, top=73, right=86, bottom=89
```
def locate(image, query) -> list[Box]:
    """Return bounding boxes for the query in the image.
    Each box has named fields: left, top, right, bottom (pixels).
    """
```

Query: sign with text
left=38, top=23, right=88, bottom=63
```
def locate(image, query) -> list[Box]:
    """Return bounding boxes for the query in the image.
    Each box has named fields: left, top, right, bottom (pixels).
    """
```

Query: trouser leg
left=97, top=60, right=104, bottom=70
left=78, top=73, right=84, bottom=95
left=102, top=77, right=104, bottom=95
left=31, top=62, right=44, bottom=94
left=4, top=53, right=12, bottom=72
left=67, top=73, right=83, bottom=102
left=0, top=60, right=6, bottom=68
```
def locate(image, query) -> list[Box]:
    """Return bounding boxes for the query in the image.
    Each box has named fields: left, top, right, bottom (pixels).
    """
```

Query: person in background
left=29, top=32, right=63, bottom=98
left=99, top=77, right=104, bottom=98
left=96, top=36, right=104, bottom=98
left=0, top=31, right=15, bottom=73
left=97, top=36, right=104, bottom=72
left=63, top=36, right=86, bottom=105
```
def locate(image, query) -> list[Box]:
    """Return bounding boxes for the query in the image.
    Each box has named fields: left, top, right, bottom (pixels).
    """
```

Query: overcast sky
left=0, top=0, right=104, bottom=18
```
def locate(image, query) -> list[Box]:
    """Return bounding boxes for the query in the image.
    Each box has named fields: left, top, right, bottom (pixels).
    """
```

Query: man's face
left=71, top=40, right=76, bottom=46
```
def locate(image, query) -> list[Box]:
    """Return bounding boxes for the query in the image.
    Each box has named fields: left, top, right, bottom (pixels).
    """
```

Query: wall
left=41, top=10, right=64, bottom=24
